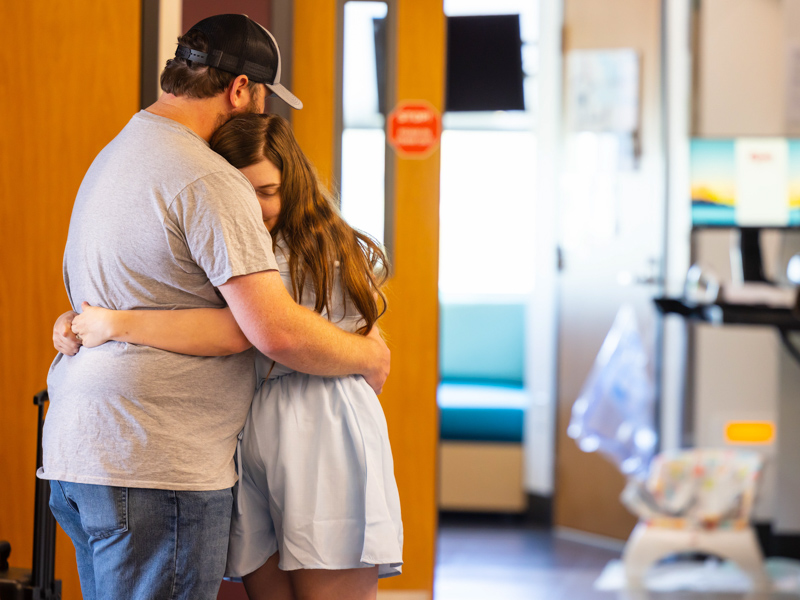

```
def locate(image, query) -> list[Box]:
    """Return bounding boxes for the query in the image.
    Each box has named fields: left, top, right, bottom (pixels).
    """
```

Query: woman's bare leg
left=242, top=552, right=294, bottom=600
left=289, top=566, right=379, bottom=600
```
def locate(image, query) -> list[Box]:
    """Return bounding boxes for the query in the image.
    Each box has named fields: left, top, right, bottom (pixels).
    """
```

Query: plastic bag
left=567, top=305, right=657, bottom=476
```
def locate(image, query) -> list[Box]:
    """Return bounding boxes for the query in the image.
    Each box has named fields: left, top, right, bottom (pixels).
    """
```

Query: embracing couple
left=42, top=14, right=402, bottom=600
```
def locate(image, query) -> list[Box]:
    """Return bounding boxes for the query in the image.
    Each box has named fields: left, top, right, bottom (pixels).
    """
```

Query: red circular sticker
left=387, top=100, right=442, bottom=159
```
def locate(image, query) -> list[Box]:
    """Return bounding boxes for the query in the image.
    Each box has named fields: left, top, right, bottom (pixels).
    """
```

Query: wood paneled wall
left=291, top=0, right=338, bottom=185
left=378, top=1, right=444, bottom=591
left=0, top=2, right=141, bottom=598
left=292, top=1, right=443, bottom=595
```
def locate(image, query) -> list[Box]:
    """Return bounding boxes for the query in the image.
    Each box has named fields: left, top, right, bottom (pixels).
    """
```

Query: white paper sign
left=566, top=49, right=640, bottom=133
left=735, top=138, right=789, bottom=226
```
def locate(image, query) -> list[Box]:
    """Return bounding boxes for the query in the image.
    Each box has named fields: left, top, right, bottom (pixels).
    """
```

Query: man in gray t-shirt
left=44, top=15, right=389, bottom=600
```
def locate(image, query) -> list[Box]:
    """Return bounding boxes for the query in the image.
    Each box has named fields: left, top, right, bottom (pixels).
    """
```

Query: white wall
left=525, top=0, right=562, bottom=496
left=695, top=0, right=800, bottom=136
left=662, top=0, right=693, bottom=452
left=695, top=0, right=785, bottom=136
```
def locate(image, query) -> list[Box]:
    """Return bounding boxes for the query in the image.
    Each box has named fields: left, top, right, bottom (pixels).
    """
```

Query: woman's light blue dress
left=225, top=236, right=403, bottom=578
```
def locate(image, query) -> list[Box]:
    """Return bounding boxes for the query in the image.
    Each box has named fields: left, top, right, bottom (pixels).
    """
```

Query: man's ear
left=227, top=75, right=252, bottom=109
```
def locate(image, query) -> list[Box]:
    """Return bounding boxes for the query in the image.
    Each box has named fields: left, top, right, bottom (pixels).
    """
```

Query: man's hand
left=221, top=271, right=391, bottom=385
left=53, top=310, right=81, bottom=356
left=363, top=325, right=390, bottom=394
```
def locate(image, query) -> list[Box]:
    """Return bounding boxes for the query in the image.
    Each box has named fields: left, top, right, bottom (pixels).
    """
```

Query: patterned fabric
left=621, top=449, right=763, bottom=530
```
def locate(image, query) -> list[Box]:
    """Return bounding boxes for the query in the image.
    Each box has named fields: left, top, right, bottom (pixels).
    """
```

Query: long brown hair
left=210, top=113, right=389, bottom=333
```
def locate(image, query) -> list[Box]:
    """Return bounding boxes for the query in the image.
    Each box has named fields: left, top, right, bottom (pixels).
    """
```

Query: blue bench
left=438, top=302, right=527, bottom=444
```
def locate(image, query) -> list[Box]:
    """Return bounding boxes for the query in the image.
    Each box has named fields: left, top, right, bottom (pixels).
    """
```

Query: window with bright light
left=336, top=0, right=539, bottom=296
left=440, top=0, right=538, bottom=300
left=339, top=1, right=388, bottom=245
left=438, top=130, right=536, bottom=296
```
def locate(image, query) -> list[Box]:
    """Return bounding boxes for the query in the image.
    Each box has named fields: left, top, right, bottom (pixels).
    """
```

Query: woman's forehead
left=241, top=159, right=281, bottom=185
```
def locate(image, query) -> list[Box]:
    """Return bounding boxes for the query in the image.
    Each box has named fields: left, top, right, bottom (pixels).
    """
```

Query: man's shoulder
left=122, top=112, right=224, bottom=169
left=107, top=112, right=250, bottom=195
left=170, top=164, right=257, bottom=222
left=180, top=166, right=253, bottom=205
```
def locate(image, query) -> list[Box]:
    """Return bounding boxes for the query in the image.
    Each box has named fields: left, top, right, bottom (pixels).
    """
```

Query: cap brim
left=266, top=83, right=303, bottom=110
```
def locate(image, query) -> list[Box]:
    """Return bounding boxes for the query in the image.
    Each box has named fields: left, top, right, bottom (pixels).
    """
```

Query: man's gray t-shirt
left=41, top=110, right=278, bottom=491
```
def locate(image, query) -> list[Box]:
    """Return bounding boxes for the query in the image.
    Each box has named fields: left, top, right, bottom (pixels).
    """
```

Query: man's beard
left=242, top=87, right=265, bottom=114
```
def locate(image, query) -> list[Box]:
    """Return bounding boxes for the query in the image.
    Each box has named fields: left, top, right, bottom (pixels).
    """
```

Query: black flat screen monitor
left=445, top=14, right=525, bottom=112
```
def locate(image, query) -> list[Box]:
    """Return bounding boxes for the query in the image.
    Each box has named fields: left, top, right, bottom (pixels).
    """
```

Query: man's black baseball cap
left=176, top=14, right=303, bottom=110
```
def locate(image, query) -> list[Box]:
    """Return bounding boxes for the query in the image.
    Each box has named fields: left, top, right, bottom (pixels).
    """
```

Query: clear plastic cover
left=567, top=305, right=657, bottom=477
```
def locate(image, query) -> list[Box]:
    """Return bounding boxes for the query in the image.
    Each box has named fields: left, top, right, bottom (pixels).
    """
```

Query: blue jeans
left=49, top=481, right=232, bottom=600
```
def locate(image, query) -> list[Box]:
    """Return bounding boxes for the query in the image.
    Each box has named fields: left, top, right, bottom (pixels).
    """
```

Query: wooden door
left=292, top=1, right=443, bottom=597
left=0, top=2, right=141, bottom=598
left=554, top=0, right=664, bottom=540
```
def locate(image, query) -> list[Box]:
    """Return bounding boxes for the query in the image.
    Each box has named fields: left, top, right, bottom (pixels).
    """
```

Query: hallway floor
left=433, top=514, right=794, bottom=599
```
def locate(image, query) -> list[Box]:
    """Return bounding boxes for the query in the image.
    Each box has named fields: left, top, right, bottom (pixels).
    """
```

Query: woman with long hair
left=58, top=113, right=403, bottom=600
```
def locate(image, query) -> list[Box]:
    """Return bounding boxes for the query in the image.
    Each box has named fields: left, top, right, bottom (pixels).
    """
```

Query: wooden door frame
left=292, top=1, right=443, bottom=597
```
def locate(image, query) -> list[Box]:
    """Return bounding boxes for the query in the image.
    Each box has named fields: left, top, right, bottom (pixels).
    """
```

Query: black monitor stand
left=656, top=226, right=800, bottom=559
left=739, top=227, right=768, bottom=282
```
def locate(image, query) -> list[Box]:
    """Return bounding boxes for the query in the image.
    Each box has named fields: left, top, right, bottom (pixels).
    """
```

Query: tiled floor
left=433, top=514, right=793, bottom=600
